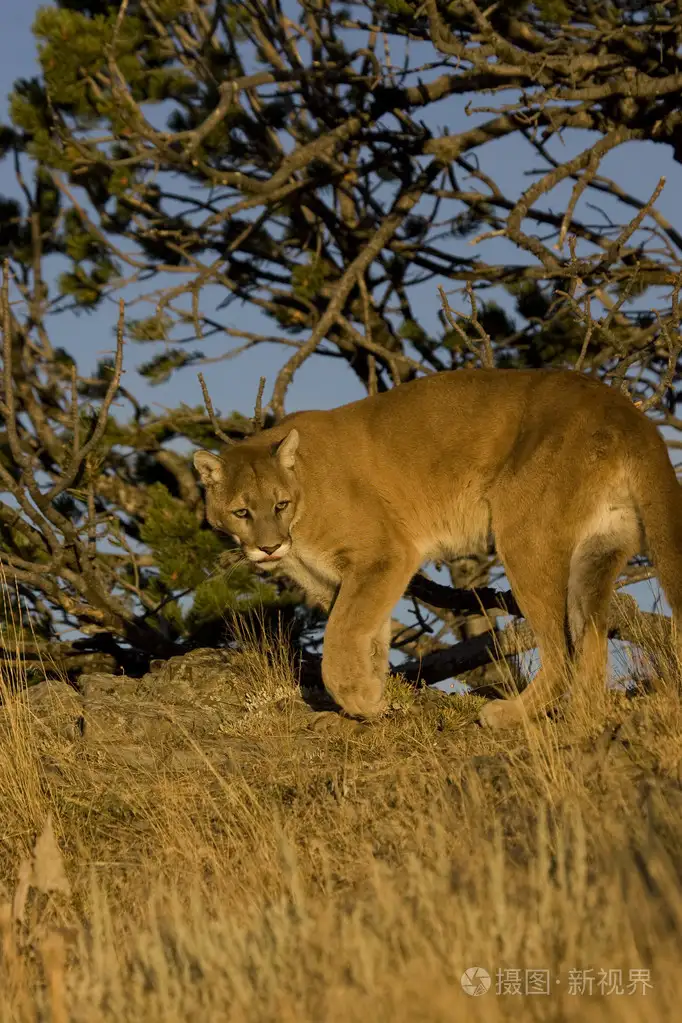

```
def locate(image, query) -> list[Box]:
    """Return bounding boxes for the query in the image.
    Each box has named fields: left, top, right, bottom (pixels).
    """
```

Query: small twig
left=46, top=299, right=126, bottom=503
left=112, top=0, right=130, bottom=39
left=1, top=260, right=29, bottom=471
left=438, top=283, right=494, bottom=368
left=359, top=274, right=381, bottom=394
left=85, top=455, right=97, bottom=563
left=191, top=282, right=203, bottom=341
left=252, top=375, right=266, bottom=432
left=556, top=150, right=601, bottom=252
left=197, top=372, right=234, bottom=445
left=69, top=363, right=80, bottom=463
left=359, top=273, right=373, bottom=349
left=409, top=595, right=435, bottom=635
left=367, top=354, right=378, bottom=396
left=600, top=177, right=666, bottom=269
left=574, top=292, right=594, bottom=372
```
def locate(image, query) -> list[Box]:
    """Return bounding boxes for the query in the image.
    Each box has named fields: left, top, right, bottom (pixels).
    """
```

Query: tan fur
left=193, top=369, right=682, bottom=728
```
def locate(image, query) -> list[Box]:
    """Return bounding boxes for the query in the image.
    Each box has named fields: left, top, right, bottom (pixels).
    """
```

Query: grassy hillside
left=1, top=615, right=681, bottom=1022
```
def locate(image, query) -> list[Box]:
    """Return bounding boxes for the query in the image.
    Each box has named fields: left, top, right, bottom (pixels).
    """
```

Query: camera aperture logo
left=461, top=967, right=491, bottom=996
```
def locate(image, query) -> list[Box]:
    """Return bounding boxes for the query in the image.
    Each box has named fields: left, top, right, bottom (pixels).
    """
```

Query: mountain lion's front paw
left=335, top=686, right=387, bottom=720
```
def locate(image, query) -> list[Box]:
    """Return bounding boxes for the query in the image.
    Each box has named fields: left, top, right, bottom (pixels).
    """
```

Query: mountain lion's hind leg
left=479, top=523, right=573, bottom=729
left=322, top=552, right=418, bottom=719
left=567, top=539, right=629, bottom=696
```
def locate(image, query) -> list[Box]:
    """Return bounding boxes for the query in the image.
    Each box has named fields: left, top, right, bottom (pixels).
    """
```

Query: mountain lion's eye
left=232, top=508, right=249, bottom=519
left=275, top=500, right=290, bottom=513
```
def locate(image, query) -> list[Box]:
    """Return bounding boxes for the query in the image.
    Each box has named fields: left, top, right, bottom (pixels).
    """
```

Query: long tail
left=629, top=427, right=682, bottom=641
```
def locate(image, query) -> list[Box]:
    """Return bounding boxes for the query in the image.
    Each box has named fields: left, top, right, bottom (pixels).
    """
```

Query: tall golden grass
left=1, top=604, right=681, bottom=1021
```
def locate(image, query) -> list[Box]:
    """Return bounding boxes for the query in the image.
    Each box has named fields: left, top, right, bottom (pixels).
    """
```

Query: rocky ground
left=19, top=645, right=680, bottom=789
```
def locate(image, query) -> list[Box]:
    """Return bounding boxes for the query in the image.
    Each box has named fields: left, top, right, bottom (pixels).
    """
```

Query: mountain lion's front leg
left=322, top=552, right=418, bottom=719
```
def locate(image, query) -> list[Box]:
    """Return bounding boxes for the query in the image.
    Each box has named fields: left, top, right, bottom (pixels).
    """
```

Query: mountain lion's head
left=193, top=430, right=300, bottom=565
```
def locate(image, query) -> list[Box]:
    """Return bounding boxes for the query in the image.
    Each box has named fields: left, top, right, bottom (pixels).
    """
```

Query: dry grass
left=1, top=616, right=682, bottom=1022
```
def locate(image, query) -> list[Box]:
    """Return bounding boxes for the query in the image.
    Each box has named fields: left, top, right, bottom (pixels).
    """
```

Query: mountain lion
left=193, top=369, right=682, bottom=729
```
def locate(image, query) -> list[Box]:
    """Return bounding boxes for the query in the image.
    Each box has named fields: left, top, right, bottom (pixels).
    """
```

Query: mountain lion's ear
left=193, top=450, right=225, bottom=486
left=275, top=429, right=299, bottom=470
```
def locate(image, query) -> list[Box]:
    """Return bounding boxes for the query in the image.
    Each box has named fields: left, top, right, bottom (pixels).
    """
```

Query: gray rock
left=11, top=647, right=255, bottom=771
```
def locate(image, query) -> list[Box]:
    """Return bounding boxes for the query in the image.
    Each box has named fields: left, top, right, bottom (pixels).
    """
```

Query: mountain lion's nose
left=259, top=544, right=281, bottom=556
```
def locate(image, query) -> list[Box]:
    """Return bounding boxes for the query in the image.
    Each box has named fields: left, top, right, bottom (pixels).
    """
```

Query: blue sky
left=0, top=2, right=678, bottom=677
